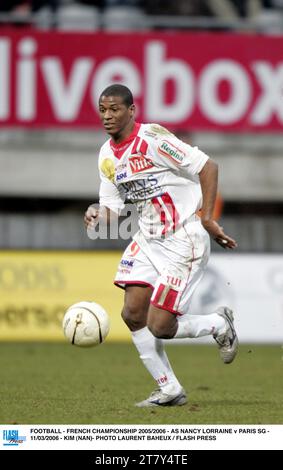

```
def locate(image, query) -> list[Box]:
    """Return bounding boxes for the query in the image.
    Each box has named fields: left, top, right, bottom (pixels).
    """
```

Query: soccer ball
left=62, top=301, right=110, bottom=347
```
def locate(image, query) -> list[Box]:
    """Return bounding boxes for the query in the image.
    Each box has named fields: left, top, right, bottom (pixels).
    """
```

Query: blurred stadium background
left=0, top=1, right=283, bottom=424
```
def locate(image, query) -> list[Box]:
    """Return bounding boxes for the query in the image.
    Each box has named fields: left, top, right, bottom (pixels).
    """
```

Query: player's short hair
left=99, top=84, right=134, bottom=107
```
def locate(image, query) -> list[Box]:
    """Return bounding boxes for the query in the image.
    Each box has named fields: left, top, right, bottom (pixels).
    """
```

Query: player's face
left=98, top=95, right=135, bottom=141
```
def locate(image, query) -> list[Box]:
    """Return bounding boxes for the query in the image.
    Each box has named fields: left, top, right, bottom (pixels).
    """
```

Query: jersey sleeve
left=98, top=150, right=125, bottom=215
left=146, top=125, right=209, bottom=177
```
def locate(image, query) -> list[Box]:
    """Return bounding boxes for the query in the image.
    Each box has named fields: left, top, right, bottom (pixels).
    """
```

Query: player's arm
left=199, top=159, right=237, bottom=249
left=84, top=168, right=125, bottom=232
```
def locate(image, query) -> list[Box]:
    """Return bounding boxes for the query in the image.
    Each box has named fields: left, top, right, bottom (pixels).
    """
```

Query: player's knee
left=121, top=304, right=146, bottom=331
left=147, top=321, right=175, bottom=340
left=147, top=307, right=177, bottom=339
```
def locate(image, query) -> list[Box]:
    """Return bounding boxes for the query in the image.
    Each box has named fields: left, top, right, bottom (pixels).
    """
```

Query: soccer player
left=84, top=84, right=238, bottom=407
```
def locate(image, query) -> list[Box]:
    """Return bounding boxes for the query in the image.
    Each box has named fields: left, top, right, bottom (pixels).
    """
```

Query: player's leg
left=147, top=223, right=238, bottom=364
left=122, top=285, right=186, bottom=407
left=148, top=303, right=228, bottom=341
left=148, top=303, right=238, bottom=365
left=174, top=306, right=238, bottom=364
left=114, top=241, right=185, bottom=406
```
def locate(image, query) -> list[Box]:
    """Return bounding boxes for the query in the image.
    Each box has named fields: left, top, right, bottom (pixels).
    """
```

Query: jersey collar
left=110, top=122, right=141, bottom=159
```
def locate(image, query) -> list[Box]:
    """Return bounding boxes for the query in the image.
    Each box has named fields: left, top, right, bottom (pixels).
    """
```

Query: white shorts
left=114, top=221, right=210, bottom=315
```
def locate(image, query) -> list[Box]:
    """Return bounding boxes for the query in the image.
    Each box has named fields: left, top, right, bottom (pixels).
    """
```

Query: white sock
left=175, top=313, right=226, bottom=339
left=132, top=326, right=182, bottom=394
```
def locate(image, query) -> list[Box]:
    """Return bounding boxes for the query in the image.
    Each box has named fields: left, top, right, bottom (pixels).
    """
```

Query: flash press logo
left=3, top=429, right=26, bottom=446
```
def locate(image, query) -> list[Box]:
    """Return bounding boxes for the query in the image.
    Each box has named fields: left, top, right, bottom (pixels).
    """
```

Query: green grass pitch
left=0, top=342, right=282, bottom=424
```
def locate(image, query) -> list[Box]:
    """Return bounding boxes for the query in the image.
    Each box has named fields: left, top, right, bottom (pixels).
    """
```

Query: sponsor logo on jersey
left=116, top=163, right=127, bottom=172
left=100, top=157, right=115, bottom=182
left=116, top=171, right=127, bottom=181
left=166, top=275, right=182, bottom=288
left=129, top=154, right=154, bottom=174
left=121, top=259, right=134, bottom=267
left=117, top=268, right=132, bottom=275
left=129, top=241, right=140, bottom=257
left=144, top=130, right=158, bottom=139
left=150, top=124, right=172, bottom=136
left=158, top=140, right=185, bottom=164
left=121, top=175, right=161, bottom=201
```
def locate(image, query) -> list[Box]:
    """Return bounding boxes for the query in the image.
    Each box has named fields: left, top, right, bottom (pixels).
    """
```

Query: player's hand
left=201, top=219, right=237, bottom=249
left=84, top=204, right=99, bottom=229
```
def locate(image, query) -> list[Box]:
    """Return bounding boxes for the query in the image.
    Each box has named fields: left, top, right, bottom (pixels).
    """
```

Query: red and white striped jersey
left=98, top=122, right=209, bottom=239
